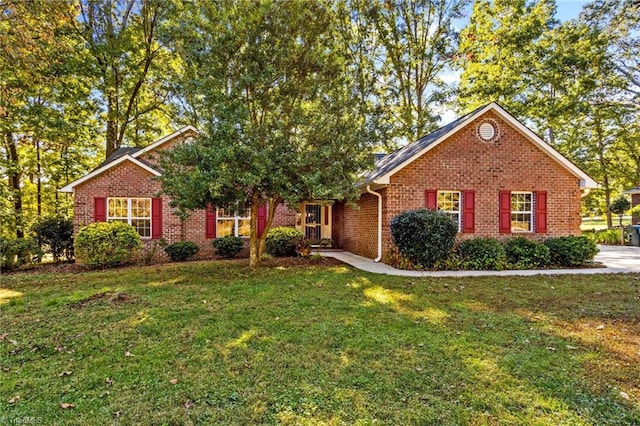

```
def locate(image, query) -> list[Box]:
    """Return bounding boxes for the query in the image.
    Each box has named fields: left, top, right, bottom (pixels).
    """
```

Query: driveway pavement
left=318, top=245, right=640, bottom=277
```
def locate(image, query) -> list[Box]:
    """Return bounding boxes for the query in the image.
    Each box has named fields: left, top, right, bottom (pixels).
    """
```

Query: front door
left=304, top=204, right=322, bottom=240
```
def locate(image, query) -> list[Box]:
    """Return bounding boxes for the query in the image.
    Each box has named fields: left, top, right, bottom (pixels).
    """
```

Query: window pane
left=511, top=213, right=532, bottom=232
left=132, top=219, right=151, bottom=238
left=108, top=198, right=127, bottom=218
left=238, top=219, right=250, bottom=237
left=217, top=219, right=234, bottom=237
left=217, top=207, right=234, bottom=219
left=131, top=199, right=150, bottom=218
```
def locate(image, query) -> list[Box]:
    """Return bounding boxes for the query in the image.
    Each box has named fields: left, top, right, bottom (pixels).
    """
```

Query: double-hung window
left=217, top=205, right=251, bottom=237
left=437, top=191, right=461, bottom=231
left=107, top=197, right=151, bottom=238
left=510, top=192, right=533, bottom=232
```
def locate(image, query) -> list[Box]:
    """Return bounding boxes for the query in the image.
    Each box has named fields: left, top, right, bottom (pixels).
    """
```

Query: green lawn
left=1, top=259, right=639, bottom=425
left=581, top=216, right=632, bottom=231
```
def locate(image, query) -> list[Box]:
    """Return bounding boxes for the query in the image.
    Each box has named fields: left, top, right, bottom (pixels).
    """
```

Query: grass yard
left=1, top=259, right=640, bottom=425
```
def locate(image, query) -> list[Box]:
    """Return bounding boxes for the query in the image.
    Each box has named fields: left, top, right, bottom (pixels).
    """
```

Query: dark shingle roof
left=360, top=105, right=487, bottom=185
left=95, top=147, right=142, bottom=169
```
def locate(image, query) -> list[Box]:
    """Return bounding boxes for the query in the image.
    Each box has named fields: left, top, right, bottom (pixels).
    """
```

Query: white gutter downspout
left=366, top=185, right=383, bottom=262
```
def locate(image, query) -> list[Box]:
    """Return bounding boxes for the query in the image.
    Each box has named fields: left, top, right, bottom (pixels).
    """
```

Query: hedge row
left=390, top=208, right=598, bottom=270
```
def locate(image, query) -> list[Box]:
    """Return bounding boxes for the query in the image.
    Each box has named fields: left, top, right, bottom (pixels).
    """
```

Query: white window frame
left=511, top=191, right=533, bottom=233
left=437, top=190, right=461, bottom=232
left=216, top=204, right=251, bottom=238
left=107, top=197, right=152, bottom=238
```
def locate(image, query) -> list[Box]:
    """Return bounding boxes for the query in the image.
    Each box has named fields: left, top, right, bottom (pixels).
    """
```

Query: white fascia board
left=58, top=155, right=161, bottom=193
left=132, top=125, right=198, bottom=159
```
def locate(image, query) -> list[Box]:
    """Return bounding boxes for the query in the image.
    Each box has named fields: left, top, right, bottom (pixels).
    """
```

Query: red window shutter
left=257, top=203, right=267, bottom=237
left=462, top=190, right=475, bottom=233
left=205, top=205, right=216, bottom=239
left=499, top=190, right=512, bottom=234
left=151, top=198, right=162, bottom=239
left=94, top=197, right=106, bottom=222
left=425, top=189, right=437, bottom=210
left=535, top=191, right=547, bottom=233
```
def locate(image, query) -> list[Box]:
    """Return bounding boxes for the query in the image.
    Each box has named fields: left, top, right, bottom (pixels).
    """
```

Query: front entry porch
left=296, top=203, right=332, bottom=243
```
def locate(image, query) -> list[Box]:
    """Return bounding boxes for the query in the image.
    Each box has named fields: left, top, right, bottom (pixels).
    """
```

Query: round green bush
left=265, top=227, right=303, bottom=257
left=74, top=222, right=142, bottom=268
left=457, top=238, right=506, bottom=270
left=544, top=235, right=599, bottom=267
left=390, top=209, right=458, bottom=268
left=164, top=241, right=200, bottom=262
left=504, top=237, right=550, bottom=268
left=213, top=235, right=244, bottom=258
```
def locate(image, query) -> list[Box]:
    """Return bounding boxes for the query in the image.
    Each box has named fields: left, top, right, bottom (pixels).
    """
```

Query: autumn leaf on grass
left=125, top=351, right=135, bottom=357
left=58, top=370, right=73, bottom=377
left=60, top=402, right=75, bottom=409
left=184, top=400, right=195, bottom=409
left=170, top=378, right=178, bottom=385
left=9, top=395, right=20, bottom=404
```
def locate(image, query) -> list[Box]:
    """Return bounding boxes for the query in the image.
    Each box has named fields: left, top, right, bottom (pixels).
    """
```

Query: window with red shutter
left=535, top=191, right=547, bottom=233
left=425, top=189, right=437, bottom=210
left=205, top=205, right=216, bottom=238
left=94, top=197, right=107, bottom=222
left=499, top=191, right=511, bottom=234
left=462, top=191, right=475, bottom=233
left=151, top=198, right=162, bottom=239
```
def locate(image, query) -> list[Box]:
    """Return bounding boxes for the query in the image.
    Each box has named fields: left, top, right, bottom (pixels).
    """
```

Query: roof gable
left=58, top=126, right=197, bottom=193
left=361, top=103, right=598, bottom=189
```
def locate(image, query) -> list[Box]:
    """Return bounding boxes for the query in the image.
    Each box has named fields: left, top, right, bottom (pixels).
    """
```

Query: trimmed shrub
left=544, top=235, right=598, bottom=267
left=584, top=229, right=623, bottom=245
left=390, top=209, right=457, bottom=268
left=32, top=216, right=74, bottom=262
left=457, top=238, right=507, bottom=270
left=213, top=235, right=244, bottom=258
left=164, top=241, right=199, bottom=262
left=74, top=222, right=142, bottom=268
left=504, top=237, right=550, bottom=268
left=0, top=238, right=42, bottom=271
left=265, top=227, right=303, bottom=257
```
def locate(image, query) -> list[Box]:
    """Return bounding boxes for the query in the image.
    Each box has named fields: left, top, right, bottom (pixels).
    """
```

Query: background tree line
left=1, top=0, right=638, bottom=240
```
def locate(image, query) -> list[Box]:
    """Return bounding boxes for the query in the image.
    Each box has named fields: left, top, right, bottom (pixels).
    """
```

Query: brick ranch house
left=60, top=103, right=597, bottom=262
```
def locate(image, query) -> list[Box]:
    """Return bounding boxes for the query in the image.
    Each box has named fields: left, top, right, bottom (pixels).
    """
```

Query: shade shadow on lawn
left=1, top=261, right=639, bottom=424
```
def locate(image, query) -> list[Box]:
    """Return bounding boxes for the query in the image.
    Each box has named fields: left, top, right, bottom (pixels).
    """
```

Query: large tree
left=159, top=0, right=375, bottom=268
left=365, top=0, right=469, bottom=143
left=0, top=0, right=84, bottom=237
left=76, top=0, right=177, bottom=158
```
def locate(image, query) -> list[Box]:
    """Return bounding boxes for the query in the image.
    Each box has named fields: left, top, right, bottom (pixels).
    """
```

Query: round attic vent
left=479, top=122, right=495, bottom=140
left=476, top=120, right=499, bottom=143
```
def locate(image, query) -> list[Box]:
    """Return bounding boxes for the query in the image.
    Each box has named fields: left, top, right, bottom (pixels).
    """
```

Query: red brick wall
left=271, top=203, right=297, bottom=228
left=343, top=190, right=386, bottom=259
left=137, top=129, right=197, bottom=166
left=633, top=194, right=640, bottom=225
left=345, top=111, right=583, bottom=259
left=332, top=202, right=345, bottom=248
left=73, top=161, right=214, bottom=261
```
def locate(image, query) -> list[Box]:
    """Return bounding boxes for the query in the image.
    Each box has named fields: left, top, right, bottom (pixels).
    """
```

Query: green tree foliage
left=31, top=216, right=74, bottom=262
left=458, top=0, right=640, bottom=226
left=159, top=0, right=375, bottom=268
left=359, top=0, right=469, bottom=143
left=76, top=0, right=178, bottom=157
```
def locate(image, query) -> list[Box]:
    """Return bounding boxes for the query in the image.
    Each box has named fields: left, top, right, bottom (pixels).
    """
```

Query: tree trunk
left=36, top=138, right=42, bottom=217
left=106, top=92, right=118, bottom=159
left=4, top=131, right=23, bottom=238
left=594, top=114, right=613, bottom=229
left=249, top=191, right=261, bottom=269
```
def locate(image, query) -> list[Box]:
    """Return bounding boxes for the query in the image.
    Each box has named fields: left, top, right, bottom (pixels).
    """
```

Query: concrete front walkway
left=317, top=245, right=640, bottom=277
